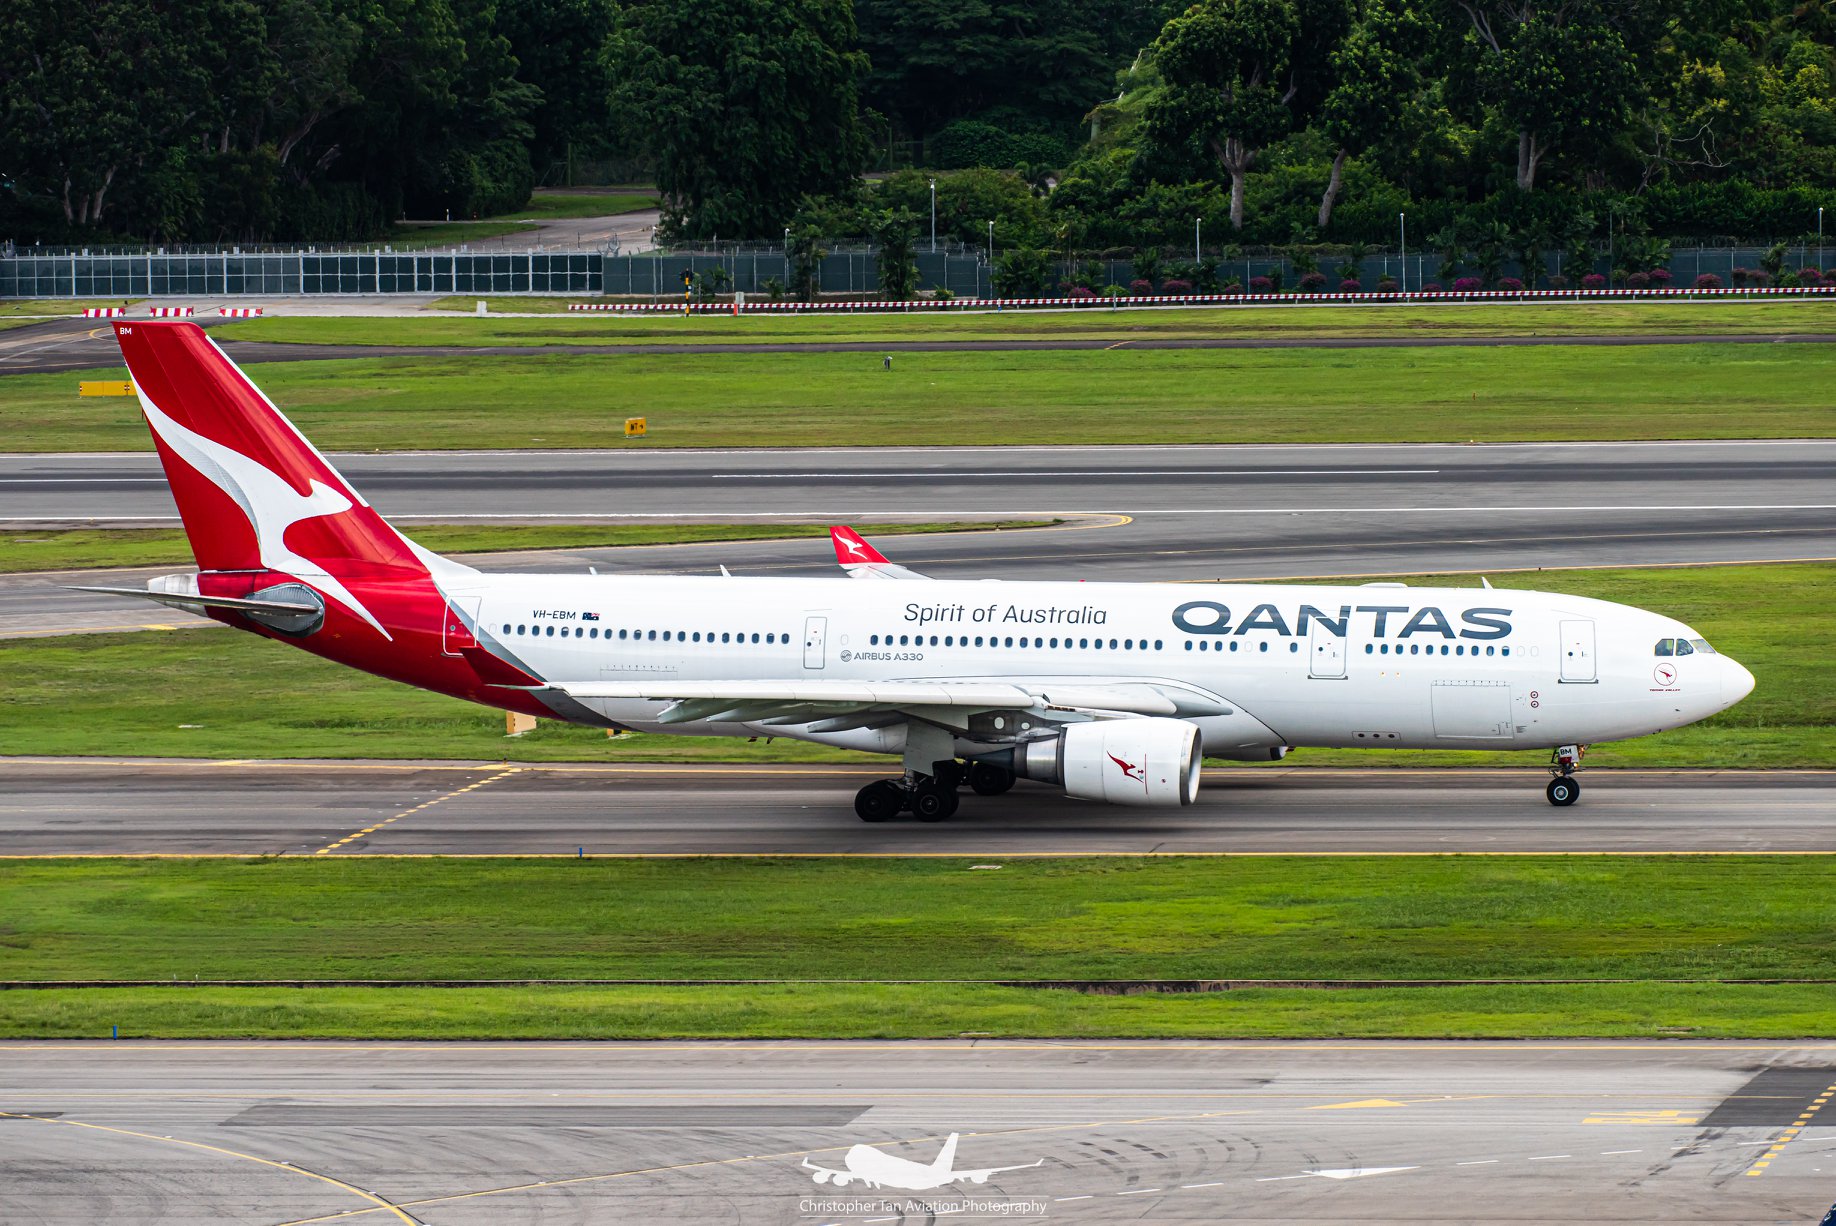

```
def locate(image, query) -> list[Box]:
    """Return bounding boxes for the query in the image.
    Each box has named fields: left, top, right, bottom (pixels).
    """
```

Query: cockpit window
left=1654, top=638, right=1674, bottom=656
left=1674, top=639, right=1695, bottom=656
left=1690, top=638, right=1717, bottom=654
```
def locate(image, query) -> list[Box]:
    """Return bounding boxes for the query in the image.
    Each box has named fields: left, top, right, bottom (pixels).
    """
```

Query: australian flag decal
left=583, top=612, right=600, bottom=621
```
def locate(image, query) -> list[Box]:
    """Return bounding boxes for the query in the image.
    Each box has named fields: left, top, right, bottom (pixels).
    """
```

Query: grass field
left=380, top=220, right=541, bottom=249
left=236, top=299, right=1836, bottom=344
left=489, top=190, right=653, bottom=220
left=0, top=520, right=1044, bottom=575
left=0, top=299, right=139, bottom=318
left=6, top=855, right=1830, bottom=981
left=10, top=343, right=1836, bottom=452
left=7, top=982, right=1830, bottom=1039
left=3, top=563, right=1826, bottom=766
left=3, top=857, right=1832, bottom=1038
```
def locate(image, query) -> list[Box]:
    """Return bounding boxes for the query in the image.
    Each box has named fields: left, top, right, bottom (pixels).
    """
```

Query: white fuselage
left=445, top=572, right=1752, bottom=758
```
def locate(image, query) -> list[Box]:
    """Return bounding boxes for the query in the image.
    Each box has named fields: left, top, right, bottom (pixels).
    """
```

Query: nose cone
left=1722, top=657, right=1756, bottom=707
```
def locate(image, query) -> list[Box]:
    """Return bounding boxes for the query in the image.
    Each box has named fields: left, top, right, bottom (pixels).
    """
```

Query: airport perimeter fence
left=3, top=242, right=1831, bottom=300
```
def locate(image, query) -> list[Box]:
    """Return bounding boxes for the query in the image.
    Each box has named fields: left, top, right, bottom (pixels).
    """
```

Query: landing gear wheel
left=1546, top=777, right=1580, bottom=807
left=912, top=785, right=959, bottom=822
left=854, top=780, right=904, bottom=822
left=967, top=762, right=1016, bottom=796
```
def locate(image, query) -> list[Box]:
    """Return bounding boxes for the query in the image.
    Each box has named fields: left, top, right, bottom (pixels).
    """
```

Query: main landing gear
left=1545, top=743, right=1585, bottom=807
left=853, top=759, right=1017, bottom=822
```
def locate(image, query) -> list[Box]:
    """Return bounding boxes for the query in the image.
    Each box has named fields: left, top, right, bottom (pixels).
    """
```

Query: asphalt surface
left=3, top=1039, right=1832, bottom=1223
left=3, top=439, right=1831, bottom=638
left=7, top=310, right=1836, bottom=374
left=0, top=761, right=1829, bottom=855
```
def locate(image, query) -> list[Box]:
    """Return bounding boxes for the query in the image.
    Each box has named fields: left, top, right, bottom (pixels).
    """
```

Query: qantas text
left=1172, top=601, right=1513, bottom=640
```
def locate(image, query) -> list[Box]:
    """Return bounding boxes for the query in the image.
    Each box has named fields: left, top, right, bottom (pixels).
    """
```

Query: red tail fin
left=113, top=321, right=427, bottom=581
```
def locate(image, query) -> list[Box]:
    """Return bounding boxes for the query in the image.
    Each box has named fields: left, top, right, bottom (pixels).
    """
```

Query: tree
left=1447, top=0, right=1660, bottom=190
left=496, top=0, right=619, bottom=178
left=1144, top=0, right=1352, bottom=231
left=789, top=226, right=829, bottom=301
left=611, top=0, right=872, bottom=239
left=874, top=208, right=920, bottom=299
left=1314, top=0, right=1427, bottom=229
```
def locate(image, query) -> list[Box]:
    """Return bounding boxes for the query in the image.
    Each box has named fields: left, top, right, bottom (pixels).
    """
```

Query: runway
left=2, top=1038, right=1832, bottom=1223
left=1, top=760, right=1829, bottom=855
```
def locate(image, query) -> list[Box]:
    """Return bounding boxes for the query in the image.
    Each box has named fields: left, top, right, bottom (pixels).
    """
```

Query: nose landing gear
left=1545, top=744, right=1585, bottom=806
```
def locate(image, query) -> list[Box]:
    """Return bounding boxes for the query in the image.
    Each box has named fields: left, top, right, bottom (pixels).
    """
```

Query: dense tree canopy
left=0, top=0, right=1831, bottom=248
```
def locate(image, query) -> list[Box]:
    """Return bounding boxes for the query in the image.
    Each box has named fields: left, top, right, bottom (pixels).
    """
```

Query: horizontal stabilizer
left=831, top=525, right=931, bottom=581
left=69, top=584, right=321, bottom=615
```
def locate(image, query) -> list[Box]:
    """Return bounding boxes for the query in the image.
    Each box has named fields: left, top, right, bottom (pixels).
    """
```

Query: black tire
left=854, top=780, right=904, bottom=822
left=912, top=785, right=957, bottom=822
left=1546, top=777, right=1580, bottom=807
left=967, top=762, right=1016, bottom=796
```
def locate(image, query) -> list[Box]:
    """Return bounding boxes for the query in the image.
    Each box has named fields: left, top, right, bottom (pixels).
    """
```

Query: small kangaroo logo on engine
left=1108, top=753, right=1143, bottom=781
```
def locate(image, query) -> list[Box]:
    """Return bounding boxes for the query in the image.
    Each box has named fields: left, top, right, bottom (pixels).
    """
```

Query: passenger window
left=1365, top=644, right=1373, bottom=654
left=1289, top=641, right=1298, bottom=653
left=1229, top=640, right=1239, bottom=652
left=752, top=633, right=760, bottom=643
left=1185, top=641, right=1194, bottom=651
left=647, top=630, right=656, bottom=641
left=1675, top=639, right=1694, bottom=656
left=1154, top=639, right=1163, bottom=650
left=1654, top=639, right=1674, bottom=656
left=545, top=626, right=555, bottom=637
left=1259, top=641, right=1268, bottom=653
left=1502, top=647, right=1510, bottom=656
left=899, top=635, right=909, bottom=645
left=516, top=625, right=525, bottom=635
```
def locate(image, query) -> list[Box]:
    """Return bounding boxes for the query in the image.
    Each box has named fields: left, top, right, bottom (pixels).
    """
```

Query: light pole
left=987, top=220, right=995, bottom=299
left=929, top=179, right=937, bottom=254
left=1194, top=217, right=1201, bottom=266
left=1820, top=206, right=1825, bottom=273
left=1398, top=212, right=1406, bottom=295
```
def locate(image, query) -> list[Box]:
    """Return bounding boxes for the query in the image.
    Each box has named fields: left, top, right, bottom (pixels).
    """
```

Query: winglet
left=830, top=525, right=889, bottom=565
left=829, top=526, right=931, bottom=581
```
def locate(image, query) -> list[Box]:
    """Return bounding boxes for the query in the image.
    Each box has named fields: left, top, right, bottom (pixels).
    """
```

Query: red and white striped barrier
left=147, top=306, right=193, bottom=317
left=81, top=307, right=126, bottom=318
left=217, top=307, right=263, bottom=318
left=568, top=284, right=1836, bottom=314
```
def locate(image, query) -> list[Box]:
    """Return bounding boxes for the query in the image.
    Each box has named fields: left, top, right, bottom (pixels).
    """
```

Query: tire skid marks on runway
left=0, top=1108, right=420, bottom=1224
left=312, top=768, right=518, bottom=855
left=1744, top=1076, right=1836, bottom=1176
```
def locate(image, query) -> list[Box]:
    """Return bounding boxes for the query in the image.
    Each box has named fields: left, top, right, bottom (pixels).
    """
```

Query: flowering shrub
left=1730, top=267, right=1750, bottom=286
left=1798, top=267, right=1827, bottom=287
left=1222, top=281, right=1245, bottom=294
left=1128, top=278, right=1153, bottom=295
left=1422, top=282, right=1443, bottom=293
left=1249, top=275, right=1274, bottom=293
left=1497, top=276, right=1524, bottom=292
left=1547, top=274, right=1569, bottom=290
left=1067, top=285, right=1097, bottom=299
left=1648, top=268, right=1673, bottom=286
left=1338, top=278, right=1362, bottom=292
left=1298, top=271, right=1328, bottom=291
left=1376, top=278, right=1399, bottom=293
left=1694, top=273, right=1723, bottom=290
left=1625, top=271, right=1651, bottom=290
left=1581, top=273, right=1608, bottom=289
left=1161, top=279, right=1193, bottom=294
left=1451, top=276, right=1484, bottom=293
left=1749, top=270, right=1771, bottom=287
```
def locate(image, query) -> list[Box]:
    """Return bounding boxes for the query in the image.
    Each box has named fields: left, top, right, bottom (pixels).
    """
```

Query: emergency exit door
left=803, top=616, right=828, bottom=669
left=1309, top=622, right=1346, bottom=678
left=1559, top=618, right=1597, bottom=682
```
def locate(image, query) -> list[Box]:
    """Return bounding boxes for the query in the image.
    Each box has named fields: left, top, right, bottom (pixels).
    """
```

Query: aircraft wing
left=538, top=677, right=1231, bottom=732
left=959, top=1158, right=1046, bottom=1182
left=830, top=525, right=930, bottom=580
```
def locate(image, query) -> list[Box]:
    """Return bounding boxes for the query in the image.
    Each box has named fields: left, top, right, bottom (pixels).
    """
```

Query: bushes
left=1452, top=276, right=1484, bottom=293
left=1376, top=277, right=1399, bottom=293
left=1249, top=275, right=1275, bottom=292
left=1338, top=278, right=1362, bottom=292
left=1625, top=271, right=1651, bottom=290
left=1648, top=268, right=1673, bottom=287
left=1582, top=273, right=1608, bottom=289
left=1298, top=271, right=1328, bottom=291
left=1129, top=278, right=1154, bottom=295
left=1547, top=274, right=1569, bottom=290
left=1798, top=267, right=1829, bottom=288
left=1161, top=278, right=1193, bottom=294
left=1694, top=273, right=1724, bottom=289
left=1497, top=276, right=1524, bottom=292
left=930, top=119, right=1070, bottom=172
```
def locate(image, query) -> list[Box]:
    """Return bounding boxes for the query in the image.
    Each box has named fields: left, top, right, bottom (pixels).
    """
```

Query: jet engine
left=1012, top=717, right=1201, bottom=806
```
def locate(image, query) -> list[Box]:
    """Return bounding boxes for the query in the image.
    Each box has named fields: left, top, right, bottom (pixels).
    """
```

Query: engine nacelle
left=1013, top=717, right=1202, bottom=807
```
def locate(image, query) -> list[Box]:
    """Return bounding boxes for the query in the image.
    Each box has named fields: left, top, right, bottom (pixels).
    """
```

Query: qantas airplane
left=87, top=322, right=1754, bottom=820
left=803, top=1132, right=1042, bottom=1190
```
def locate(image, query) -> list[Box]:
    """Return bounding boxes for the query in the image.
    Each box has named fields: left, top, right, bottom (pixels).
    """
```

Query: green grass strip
left=3, top=856, right=1831, bottom=983
left=9, top=343, right=1835, bottom=452
left=4, top=982, right=1831, bottom=1040
left=0, top=520, right=1047, bottom=575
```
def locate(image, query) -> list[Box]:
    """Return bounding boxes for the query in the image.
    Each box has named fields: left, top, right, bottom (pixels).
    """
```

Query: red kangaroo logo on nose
left=1108, top=753, right=1144, bottom=781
